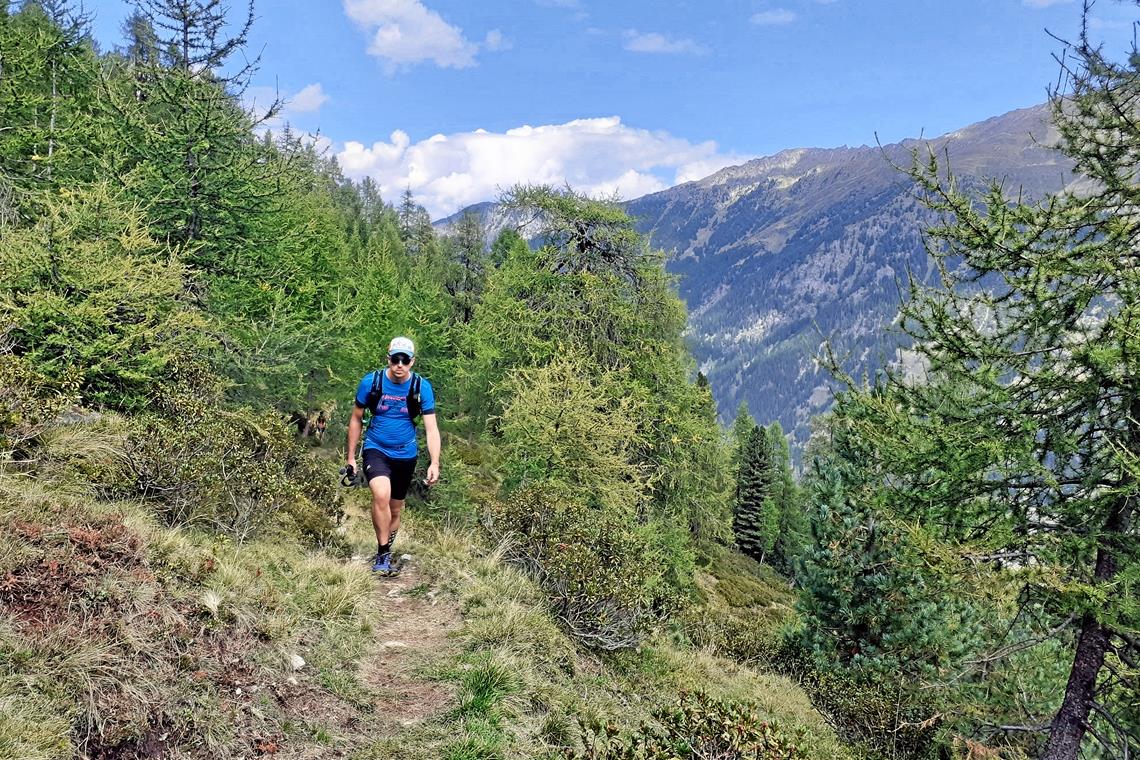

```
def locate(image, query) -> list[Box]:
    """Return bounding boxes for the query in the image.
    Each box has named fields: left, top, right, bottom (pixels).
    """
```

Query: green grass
left=0, top=456, right=379, bottom=758
left=388, top=521, right=854, bottom=760
left=2, top=415, right=855, bottom=760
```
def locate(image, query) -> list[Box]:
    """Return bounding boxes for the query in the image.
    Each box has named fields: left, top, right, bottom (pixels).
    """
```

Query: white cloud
left=336, top=117, right=751, bottom=218
left=344, top=0, right=478, bottom=70
left=288, top=83, right=329, bottom=113
left=245, top=82, right=329, bottom=125
left=1022, top=0, right=1075, bottom=6
left=623, top=30, right=707, bottom=55
left=484, top=29, right=511, bottom=51
left=1088, top=15, right=1132, bottom=30
left=751, top=8, right=796, bottom=25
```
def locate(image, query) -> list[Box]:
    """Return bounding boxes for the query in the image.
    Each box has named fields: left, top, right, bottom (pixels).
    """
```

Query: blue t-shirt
left=354, top=370, right=436, bottom=459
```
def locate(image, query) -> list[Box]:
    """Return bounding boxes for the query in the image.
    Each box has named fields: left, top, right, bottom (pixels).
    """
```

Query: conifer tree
left=488, top=226, right=526, bottom=268
left=821, top=8, right=1140, bottom=755
left=733, top=425, right=778, bottom=562
left=444, top=211, right=487, bottom=324
left=0, top=1, right=98, bottom=218
left=397, top=187, right=435, bottom=258
left=730, top=402, right=756, bottom=474
left=766, top=421, right=806, bottom=573
left=797, top=460, right=976, bottom=681
left=462, top=185, right=732, bottom=540
left=100, top=0, right=281, bottom=278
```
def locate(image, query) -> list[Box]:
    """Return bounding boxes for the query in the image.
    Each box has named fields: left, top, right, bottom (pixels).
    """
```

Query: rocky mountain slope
left=625, top=104, right=1074, bottom=448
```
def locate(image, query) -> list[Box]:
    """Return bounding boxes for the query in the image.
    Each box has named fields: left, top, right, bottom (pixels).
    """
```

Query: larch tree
left=822, top=5, right=1140, bottom=756
left=100, top=0, right=282, bottom=280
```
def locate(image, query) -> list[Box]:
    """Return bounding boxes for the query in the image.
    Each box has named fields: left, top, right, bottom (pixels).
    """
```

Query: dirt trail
left=357, top=556, right=464, bottom=729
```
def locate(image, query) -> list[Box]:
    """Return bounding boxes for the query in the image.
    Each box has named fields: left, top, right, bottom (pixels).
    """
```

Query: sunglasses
left=389, top=353, right=412, bottom=366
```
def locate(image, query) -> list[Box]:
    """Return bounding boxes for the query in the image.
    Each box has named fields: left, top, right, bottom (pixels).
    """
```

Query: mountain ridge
left=434, top=103, right=1073, bottom=448
left=626, top=102, right=1073, bottom=447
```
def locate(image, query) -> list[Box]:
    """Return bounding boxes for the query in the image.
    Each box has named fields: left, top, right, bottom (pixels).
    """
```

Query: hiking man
left=346, top=336, right=440, bottom=575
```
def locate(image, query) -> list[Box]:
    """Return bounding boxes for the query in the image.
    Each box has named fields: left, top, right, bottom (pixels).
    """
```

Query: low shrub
left=409, top=449, right=479, bottom=522
left=680, top=549, right=798, bottom=666
left=0, top=352, right=78, bottom=458
left=768, top=632, right=946, bottom=759
left=573, top=691, right=805, bottom=759
left=122, top=391, right=345, bottom=548
left=487, top=486, right=681, bottom=651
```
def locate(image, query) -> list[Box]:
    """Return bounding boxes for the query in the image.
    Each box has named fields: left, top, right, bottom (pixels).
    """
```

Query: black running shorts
left=362, top=449, right=418, bottom=500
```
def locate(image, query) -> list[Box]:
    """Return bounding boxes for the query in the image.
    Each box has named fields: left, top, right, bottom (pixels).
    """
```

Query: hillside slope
left=1, top=426, right=854, bottom=760
left=626, top=104, right=1073, bottom=443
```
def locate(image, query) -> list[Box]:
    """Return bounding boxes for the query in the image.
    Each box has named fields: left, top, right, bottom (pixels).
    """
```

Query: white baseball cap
left=388, top=336, right=415, bottom=357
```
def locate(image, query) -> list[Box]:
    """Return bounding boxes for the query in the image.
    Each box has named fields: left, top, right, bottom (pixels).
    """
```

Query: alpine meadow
left=0, top=1, right=1137, bottom=760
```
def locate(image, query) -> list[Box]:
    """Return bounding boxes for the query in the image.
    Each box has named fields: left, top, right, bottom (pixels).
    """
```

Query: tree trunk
left=1039, top=498, right=1128, bottom=760
left=1039, top=611, right=1110, bottom=760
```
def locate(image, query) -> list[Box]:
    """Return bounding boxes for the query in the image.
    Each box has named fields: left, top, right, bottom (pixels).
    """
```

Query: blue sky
left=85, top=0, right=1135, bottom=218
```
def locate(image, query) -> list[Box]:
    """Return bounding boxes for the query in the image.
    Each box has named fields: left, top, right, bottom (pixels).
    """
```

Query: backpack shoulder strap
left=364, top=370, right=383, bottom=412
left=407, top=373, right=423, bottom=422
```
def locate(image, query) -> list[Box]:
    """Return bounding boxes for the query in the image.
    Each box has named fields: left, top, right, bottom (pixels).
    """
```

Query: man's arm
left=422, top=412, right=440, bottom=486
left=346, top=405, right=365, bottom=470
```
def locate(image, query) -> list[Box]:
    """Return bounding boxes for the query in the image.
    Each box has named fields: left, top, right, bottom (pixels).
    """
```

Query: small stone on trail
left=380, top=640, right=408, bottom=651
left=286, top=676, right=298, bottom=686
left=386, top=589, right=401, bottom=597
left=288, top=654, right=306, bottom=671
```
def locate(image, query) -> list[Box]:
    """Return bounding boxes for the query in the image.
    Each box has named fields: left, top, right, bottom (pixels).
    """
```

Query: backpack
left=364, top=370, right=423, bottom=424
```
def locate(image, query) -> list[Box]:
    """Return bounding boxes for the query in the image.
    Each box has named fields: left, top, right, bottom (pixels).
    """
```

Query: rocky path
left=357, top=556, right=463, bottom=730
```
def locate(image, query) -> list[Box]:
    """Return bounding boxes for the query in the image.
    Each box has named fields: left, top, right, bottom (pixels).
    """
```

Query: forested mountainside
left=626, top=104, right=1074, bottom=444
left=6, top=1, right=1137, bottom=757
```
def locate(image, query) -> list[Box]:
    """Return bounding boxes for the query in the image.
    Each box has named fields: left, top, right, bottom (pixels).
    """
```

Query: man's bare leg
left=369, top=476, right=393, bottom=552
left=389, top=498, right=405, bottom=542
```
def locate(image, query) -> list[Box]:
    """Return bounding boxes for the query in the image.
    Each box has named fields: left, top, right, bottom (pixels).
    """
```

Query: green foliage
left=808, top=15, right=1140, bottom=753
left=796, top=460, right=979, bottom=681
left=500, top=184, right=646, bottom=283
left=732, top=422, right=804, bottom=571
left=766, top=423, right=807, bottom=574
left=574, top=691, right=805, bottom=759
left=441, top=211, right=488, bottom=324
left=682, top=551, right=798, bottom=666
left=734, top=425, right=778, bottom=561
left=645, top=373, right=734, bottom=542
left=488, top=227, right=527, bottom=268
left=205, top=138, right=358, bottom=410
left=0, top=2, right=99, bottom=219
left=729, top=402, right=756, bottom=474
left=0, top=352, right=78, bottom=457
left=771, top=640, right=948, bottom=760
left=488, top=486, right=682, bottom=650
left=99, top=0, right=276, bottom=276
left=496, top=353, right=646, bottom=513
left=0, top=184, right=212, bottom=411
left=123, top=392, right=345, bottom=547
left=462, top=185, right=731, bottom=541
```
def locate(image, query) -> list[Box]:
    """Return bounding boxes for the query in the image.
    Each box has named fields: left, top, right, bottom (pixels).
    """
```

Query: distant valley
left=440, top=104, right=1076, bottom=450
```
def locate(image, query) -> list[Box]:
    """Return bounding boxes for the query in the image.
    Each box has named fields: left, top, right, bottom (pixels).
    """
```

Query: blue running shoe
left=371, top=552, right=393, bottom=575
